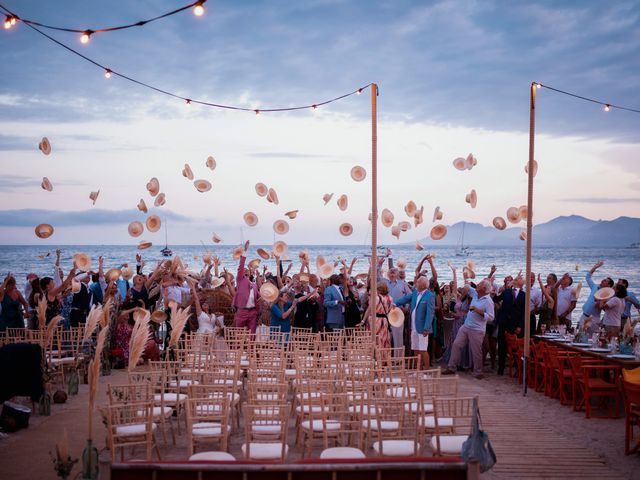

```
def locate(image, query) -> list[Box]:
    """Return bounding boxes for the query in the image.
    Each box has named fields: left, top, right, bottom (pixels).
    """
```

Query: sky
left=0, top=0, right=639, bottom=246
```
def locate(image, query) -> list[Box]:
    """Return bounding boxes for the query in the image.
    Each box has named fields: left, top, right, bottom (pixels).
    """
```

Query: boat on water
left=160, top=218, right=172, bottom=257
left=455, top=222, right=471, bottom=256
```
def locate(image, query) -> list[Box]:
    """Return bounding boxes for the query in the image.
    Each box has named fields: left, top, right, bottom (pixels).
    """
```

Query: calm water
left=1, top=244, right=638, bottom=314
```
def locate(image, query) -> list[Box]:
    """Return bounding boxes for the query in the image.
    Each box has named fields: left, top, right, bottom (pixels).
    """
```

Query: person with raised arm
left=189, top=279, right=223, bottom=335
left=232, top=240, right=260, bottom=333
left=578, top=260, right=612, bottom=333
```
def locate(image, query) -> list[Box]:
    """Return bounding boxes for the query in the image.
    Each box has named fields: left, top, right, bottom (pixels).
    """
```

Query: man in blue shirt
left=618, top=279, right=640, bottom=324
left=578, top=260, right=613, bottom=333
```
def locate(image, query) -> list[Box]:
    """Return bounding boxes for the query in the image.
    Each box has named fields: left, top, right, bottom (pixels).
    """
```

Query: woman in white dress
left=189, top=281, right=226, bottom=350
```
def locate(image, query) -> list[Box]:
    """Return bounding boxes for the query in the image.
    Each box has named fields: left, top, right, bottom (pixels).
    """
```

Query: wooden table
left=536, top=336, right=640, bottom=369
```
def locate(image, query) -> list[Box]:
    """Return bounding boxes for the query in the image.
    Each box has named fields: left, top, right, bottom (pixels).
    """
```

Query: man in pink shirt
left=233, top=240, right=260, bottom=333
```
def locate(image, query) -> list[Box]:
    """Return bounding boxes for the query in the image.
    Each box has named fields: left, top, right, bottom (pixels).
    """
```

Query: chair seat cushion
left=320, top=447, right=366, bottom=459
left=251, top=422, right=283, bottom=434
left=285, top=368, right=297, bottom=377
left=349, top=405, right=377, bottom=415
left=189, top=451, right=236, bottom=461
left=192, top=422, right=230, bottom=436
left=295, top=405, right=327, bottom=413
left=155, top=393, right=187, bottom=404
left=404, top=402, right=433, bottom=413
left=137, top=406, right=173, bottom=419
left=50, top=357, right=76, bottom=365
left=241, top=442, right=288, bottom=460
left=116, top=423, right=157, bottom=437
left=419, top=416, right=453, bottom=429
left=301, top=419, right=341, bottom=431
left=169, top=379, right=199, bottom=388
left=372, top=440, right=419, bottom=456
left=361, top=419, right=399, bottom=430
left=430, top=435, right=468, bottom=455
left=385, top=387, right=416, bottom=398
left=195, top=404, right=223, bottom=415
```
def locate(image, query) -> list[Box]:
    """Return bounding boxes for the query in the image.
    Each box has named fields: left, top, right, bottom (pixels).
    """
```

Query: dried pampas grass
left=82, top=305, right=103, bottom=343
left=88, top=324, right=109, bottom=441
left=45, top=315, right=62, bottom=347
left=100, top=299, right=113, bottom=328
left=169, top=303, right=191, bottom=349
left=37, top=297, right=47, bottom=330
left=128, top=309, right=150, bottom=372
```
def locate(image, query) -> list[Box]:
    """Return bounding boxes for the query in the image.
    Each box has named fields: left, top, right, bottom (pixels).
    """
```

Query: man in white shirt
left=556, top=273, right=577, bottom=327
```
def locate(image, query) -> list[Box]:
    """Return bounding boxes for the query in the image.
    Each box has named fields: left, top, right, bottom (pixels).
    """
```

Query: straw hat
left=244, top=212, right=258, bottom=227
left=433, top=206, right=443, bottom=222
left=194, top=179, right=212, bottom=193
left=350, top=165, right=366, bottom=182
left=273, top=240, right=288, bottom=257
left=466, top=260, right=476, bottom=271
left=267, top=188, right=279, bottom=205
left=212, top=233, right=222, bottom=243
left=248, top=259, right=261, bottom=270
left=35, top=223, right=54, bottom=239
left=339, top=223, right=353, bottom=236
left=146, top=215, right=161, bottom=232
left=316, top=255, right=326, bottom=268
left=318, top=262, right=334, bottom=279
left=150, top=310, right=167, bottom=324
left=89, top=190, right=100, bottom=205
left=404, top=201, right=417, bottom=217
left=146, top=177, right=160, bottom=197
left=182, top=164, right=194, bottom=180
left=154, top=193, right=166, bottom=207
left=414, top=206, right=424, bottom=227
left=281, top=210, right=298, bottom=220
left=396, top=257, right=407, bottom=269
left=415, top=241, right=424, bottom=251
left=398, top=221, right=411, bottom=232
left=273, top=219, right=289, bottom=235
left=211, top=277, right=225, bottom=289
left=39, top=137, right=51, bottom=155
left=519, top=205, right=528, bottom=219
left=465, top=189, right=477, bottom=208
left=463, top=266, right=476, bottom=279
left=260, top=282, right=279, bottom=303
left=105, top=268, right=121, bottom=283
left=41, top=177, right=53, bottom=192
left=525, top=160, right=538, bottom=177
left=506, top=207, right=521, bottom=224
left=71, top=279, right=81, bottom=294
left=519, top=230, right=527, bottom=241
left=387, top=307, right=405, bottom=328
left=298, top=250, right=310, bottom=262
left=323, top=193, right=333, bottom=205
left=381, top=209, right=394, bottom=228
left=465, top=153, right=477, bottom=170
left=337, top=194, right=348, bottom=211
left=257, top=248, right=270, bottom=260
left=430, top=224, right=447, bottom=240
left=594, top=287, right=615, bottom=302
left=137, top=199, right=148, bottom=214
left=121, top=266, right=133, bottom=281
left=73, top=252, right=91, bottom=271
left=206, top=156, right=216, bottom=170
left=232, top=246, right=245, bottom=260
left=492, top=216, right=507, bottom=230
left=452, top=157, right=466, bottom=171
left=128, top=221, right=144, bottom=237
left=255, top=183, right=268, bottom=197
left=138, top=240, right=152, bottom=250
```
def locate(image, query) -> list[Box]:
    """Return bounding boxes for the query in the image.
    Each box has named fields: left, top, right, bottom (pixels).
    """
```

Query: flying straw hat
left=137, top=240, right=152, bottom=250
left=194, top=179, right=211, bottom=192
left=267, top=188, right=279, bottom=205
left=273, top=220, right=289, bottom=235
left=71, top=279, right=81, bottom=294
left=337, top=194, right=348, bottom=211
left=255, top=183, right=268, bottom=197
left=404, top=200, right=417, bottom=217
left=519, top=230, right=527, bottom=241
left=381, top=209, right=394, bottom=228
left=465, top=153, right=477, bottom=170
left=128, top=221, right=144, bottom=237
left=105, top=268, right=121, bottom=283
left=316, top=255, right=326, bottom=268
left=318, top=262, right=335, bottom=279
left=146, top=177, right=160, bottom=197
left=203, top=253, right=213, bottom=265
left=525, top=160, right=538, bottom=177
left=506, top=207, right=521, bottom=224
left=41, top=177, right=53, bottom=192
left=433, top=206, right=443, bottom=222
left=89, top=190, right=100, bottom=205
left=257, top=248, right=270, bottom=260
left=463, top=265, right=476, bottom=279
left=121, top=266, right=133, bottom=281
left=232, top=246, right=245, bottom=260
left=430, top=224, right=447, bottom=240
left=39, top=137, right=51, bottom=155
left=273, top=240, right=288, bottom=257
left=339, top=223, right=353, bottom=236
left=452, top=157, right=466, bottom=171
left=212, top=233, right=222, bottom=243
left=206, top=156, right=216, bottom=170
left=150, top=310, right=167, bottom=324
left=415, top=241, right=424, bottom=251
left=137, top=199, right=148, bottom=213
left=493, top=216, right=507, bottom=230
left=248, top=258, right=261, bottom=269
left=396, top=257, right=407, bottom=269
left=211, top=277, right=225, bottom=289
left=398, top=221, right=411, bottom=232
left=146, top=215, right=161, bottom=232
left=391, top=225, right=401, bottom=239
left=154, top=193, right=166, bottom=207
left=73, top=252, right=91, bottom=271
left=594, top=287, right=615, bottom=301
left=350, top=165, right=366, bottom=182
left=284, top=210, right=298, bottom=219
left=387, top=307, right=405, bottom=328
left=322, top=193, right=333, bottom=205
left=519, top=205, right=528, bottom=219
left=298, top=250, right=310, bottom=262
left=244, top=212, right=258, bottom=227
left=260, top=282, right=279, bottom=303
left=414, top=206, right=424, bottom=226
left=466, top=260, right=476, bottom=271
left=35, top=223, right=54, bottom=239
left=465, top=189, right=477, bottom=208
left=182, top=164, right=194, bottom=180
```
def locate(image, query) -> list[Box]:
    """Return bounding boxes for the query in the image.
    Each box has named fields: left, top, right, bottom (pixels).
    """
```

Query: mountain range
left=415, top=215, right=640, bottom=247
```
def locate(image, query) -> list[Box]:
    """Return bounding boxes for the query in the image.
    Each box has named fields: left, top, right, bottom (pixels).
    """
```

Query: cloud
left=0, top=175, right=86, bottom=192
left=561, top=197, right=640, bottom=204
left=249, top=152, right=329, bottom=159
left=0, top=209, right=192, bottom=227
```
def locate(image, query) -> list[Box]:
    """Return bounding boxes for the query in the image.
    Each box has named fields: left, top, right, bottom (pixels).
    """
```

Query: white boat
left=160, top=218, right=172, bottom=257
left=455, top=222, right=471, bottom=257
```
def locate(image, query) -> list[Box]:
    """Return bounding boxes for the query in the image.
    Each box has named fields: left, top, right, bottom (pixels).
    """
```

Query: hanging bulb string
left=533, top=82, right=640, bottom=114
left=5, top=11, right=372, bottom=113
left=0, top=1, right=205, bottom=35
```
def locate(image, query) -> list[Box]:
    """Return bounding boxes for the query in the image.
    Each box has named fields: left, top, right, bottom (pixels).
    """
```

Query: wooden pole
left=523, top=83, right=536, bottom=395
left=370, top=84, right=378, bottom=351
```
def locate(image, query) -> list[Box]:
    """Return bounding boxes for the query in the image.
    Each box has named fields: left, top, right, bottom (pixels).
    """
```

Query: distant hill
left=414, top=215, right=640, bottom=247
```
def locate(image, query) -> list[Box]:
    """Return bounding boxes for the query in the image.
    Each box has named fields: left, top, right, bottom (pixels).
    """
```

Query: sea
left=1, top=245, right=638, bottom=318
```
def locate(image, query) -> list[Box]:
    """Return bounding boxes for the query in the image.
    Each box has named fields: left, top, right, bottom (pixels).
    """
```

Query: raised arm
left=189, top=280, right=202, bottom=316
left=426, top=254, right=437, bottom=284
left=451, top=264, right=458, bottom=294
left=237, top=241, right=249, bottom=280
left=538, top=273, right=554, bottom=308
left=348, top=258, right=357, bottom=275
left=51, top=265, right=77, bottom=297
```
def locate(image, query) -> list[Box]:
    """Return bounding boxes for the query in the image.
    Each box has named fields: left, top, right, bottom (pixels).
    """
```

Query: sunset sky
left=1, top=0, right=639, bottom=245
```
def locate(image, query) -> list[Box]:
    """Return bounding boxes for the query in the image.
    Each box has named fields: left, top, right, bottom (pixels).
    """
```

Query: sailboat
left=455, top=222, right=471, bottom=257
left=160, top=217, right=172, bottom=257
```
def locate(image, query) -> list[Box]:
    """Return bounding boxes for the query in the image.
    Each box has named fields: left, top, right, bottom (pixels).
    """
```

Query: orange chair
left=545, top=347, right=575, bottom=405
left=569, top=356, right=603, bottom=412
left=530, top=342, right=548, bottom=392
left=621, top=380, right=640, bottom=455
left=622, top=367, right=640, bottom=384
left=505, top=333, right=519, bottom=378
left=578, top=363, right=621, bottom=419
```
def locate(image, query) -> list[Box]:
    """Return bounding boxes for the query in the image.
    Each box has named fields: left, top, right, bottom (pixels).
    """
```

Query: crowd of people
left=0, top=245, right=639, bottom=379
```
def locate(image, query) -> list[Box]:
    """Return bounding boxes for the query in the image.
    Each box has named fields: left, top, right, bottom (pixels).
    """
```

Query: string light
left=186, top=99, right=192, bottom=106
left=3, top=14, right=14, bottom=29
left=534, top=82, right=640, bottom=114
left=104, top=68, right=112, bottom=79
left=80, top=30, right=92, bottom=44
left=604, top=104, right=610, bottom=112
left=255, top=109, right=260, bottom=116
left=193, top=1, right=205, bottom=16
left=356, top=88, right=362, bottom=95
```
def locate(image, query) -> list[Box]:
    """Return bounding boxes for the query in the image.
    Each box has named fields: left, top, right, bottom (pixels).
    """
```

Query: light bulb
left=255, top=109, right=260, bottom=116
left=186, top=99, right=192, bottom=106
left=193, top=2, right=205, bottom=16
left=604, top=104, right=610, bottom=112
left=4, top=15, right=13, bottom=29
left=535, top=83, right=541, bottom=89
left=10, top=16, right=16, bottom=25
left=80, top=31, right=92, bottom=44
left=356, top=89, right=362, bottom=95
left=104, top=69, right=112, bottom=79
